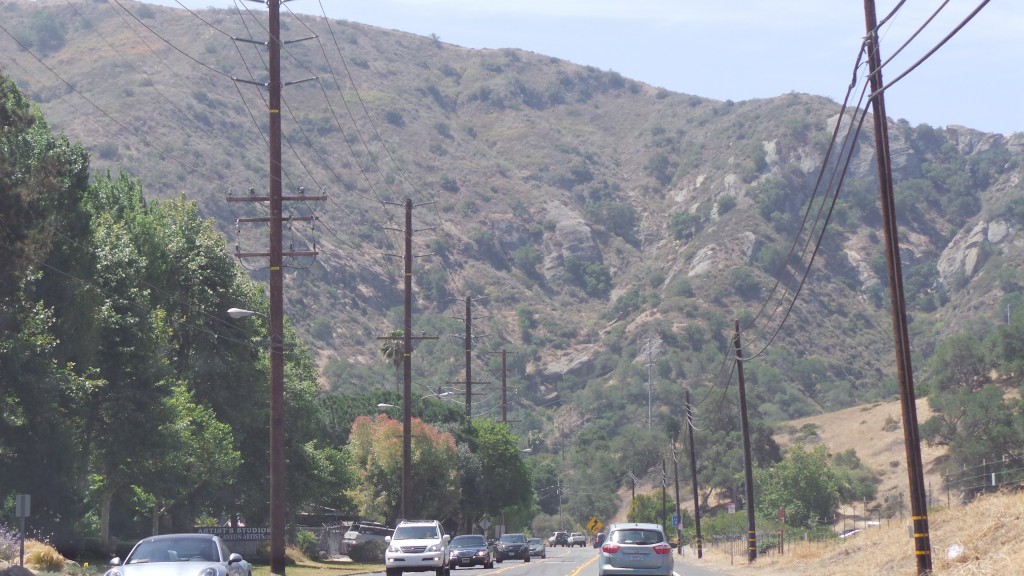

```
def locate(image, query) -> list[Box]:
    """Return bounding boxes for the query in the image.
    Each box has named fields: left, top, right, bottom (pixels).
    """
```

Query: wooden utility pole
left=685, top=391, right=702, bottom=558
left=402, top=198, right=413, bottom=522
left=227, top=2, right=319, bottom=572
left=672, top=439, right=682, bottom=555
left=863, top=2, right=932, bottom=573
left=465, top=296, right=473, bottom=418
left=733, top=321, right=756, bottom=563
left=500, top=350, right=508, bottom=422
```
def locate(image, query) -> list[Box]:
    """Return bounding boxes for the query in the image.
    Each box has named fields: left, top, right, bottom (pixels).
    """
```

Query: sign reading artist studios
left=194, top=527, right=268, bottom=557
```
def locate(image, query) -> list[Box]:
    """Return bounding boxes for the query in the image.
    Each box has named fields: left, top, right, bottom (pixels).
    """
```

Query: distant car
left=447, top=534, right=494, bottom=570
left=527, top=538, right=546, bottom=559
left=105, top=533, right=251, bottom=576
left=569, top=532, right=586, bottom=547
left=838, top=528, right=862, bottom=539
left=494, top=533, right=530, bottom=563
left=593, top=532, right=606, bottom=548
left=548, top=531, right=569, bottom=547
left=598, top=523, right=673, bottom=576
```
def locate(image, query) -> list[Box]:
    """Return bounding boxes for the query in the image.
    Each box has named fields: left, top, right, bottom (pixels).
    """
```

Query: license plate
left=460, top=559, right=471, bottom=565
left=628, top=554, right=643, bottom=560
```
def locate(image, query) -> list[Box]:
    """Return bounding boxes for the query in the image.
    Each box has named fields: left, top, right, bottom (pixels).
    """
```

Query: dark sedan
left=448, top=534, right=495, bottom=570
left=495, top=533, right=530, bottom=563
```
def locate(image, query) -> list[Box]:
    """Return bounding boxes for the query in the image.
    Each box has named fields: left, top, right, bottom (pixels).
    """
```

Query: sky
left=145, top=0, right=1023, bottom=135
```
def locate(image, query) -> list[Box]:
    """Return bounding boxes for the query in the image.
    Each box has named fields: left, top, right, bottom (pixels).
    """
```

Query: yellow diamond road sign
left=587, top=516, right=604, bottom=534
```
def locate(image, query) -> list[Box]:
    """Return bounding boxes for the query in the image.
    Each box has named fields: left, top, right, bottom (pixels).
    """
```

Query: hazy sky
left=145, top=1, right=1022, bottom=134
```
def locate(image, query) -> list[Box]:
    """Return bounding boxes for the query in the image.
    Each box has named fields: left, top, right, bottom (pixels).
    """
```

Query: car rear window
left=609, top=529, right=664, bottom=545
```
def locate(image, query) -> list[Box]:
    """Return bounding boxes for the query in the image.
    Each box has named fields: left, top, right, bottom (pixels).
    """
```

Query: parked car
left=548, top=531, right=569, bottom=547
left=597, top=522, right=673, bottom=576
left=527, top=538, right=546, bottom=559
left=447, top=534, right=495, bottom=570
left=385, top=519, right=450, bottom=576
left=593, top=532, right=606, bottom=548
left=494, top=533, right=530, bottom=563
left=342, top=521, right=393, bottom=554
left=105, top=533, right=251, bottom=576
left=569, top=532, right=587, bottom=547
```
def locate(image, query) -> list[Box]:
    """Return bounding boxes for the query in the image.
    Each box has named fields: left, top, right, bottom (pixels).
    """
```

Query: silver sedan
left=597, top=523, right=673, bottom=576
left=105, top=533, right=251, bottom=576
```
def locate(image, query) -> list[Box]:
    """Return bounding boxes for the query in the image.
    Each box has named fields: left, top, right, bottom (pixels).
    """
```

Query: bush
left=347, top=540, right=386, bottom=563
left=295, top=530, right=319, bottom=561
left=26, top=542, right=66, bottom=572
left=0, top=524, right=19, bottom=562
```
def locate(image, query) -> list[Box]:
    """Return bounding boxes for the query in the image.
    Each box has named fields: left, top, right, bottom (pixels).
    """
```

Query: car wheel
left=386, top=570, right=401, bottom=576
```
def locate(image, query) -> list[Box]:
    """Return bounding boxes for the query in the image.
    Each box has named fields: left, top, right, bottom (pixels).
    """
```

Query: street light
left=227, top=306, right=285, bottom=575
left=377, top=391, right=454, bottom=411
left=227, top=307, right=258, bottom=319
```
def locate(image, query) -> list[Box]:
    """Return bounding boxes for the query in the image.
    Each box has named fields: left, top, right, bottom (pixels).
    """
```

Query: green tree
left=379, top=329, right=404, bottom=394
left=473, top=420, right=533, bottom=516
left=753, top=444, right=841, bottom=529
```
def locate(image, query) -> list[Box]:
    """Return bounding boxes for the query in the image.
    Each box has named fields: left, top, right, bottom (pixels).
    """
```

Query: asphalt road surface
left=374, top=544, right=735, bottom=576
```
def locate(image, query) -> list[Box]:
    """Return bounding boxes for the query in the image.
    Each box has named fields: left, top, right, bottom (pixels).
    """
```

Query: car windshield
left=127, top=538, right=220, bottom=563
left=450, top=535, right=485, bottom=547
left=499, top=534, right=526, bottom=543
left=609, top=529, right=664, bottom=546
left=393, top=525, right=441, bottom=540
left=528, top=539, right=542, bottom=545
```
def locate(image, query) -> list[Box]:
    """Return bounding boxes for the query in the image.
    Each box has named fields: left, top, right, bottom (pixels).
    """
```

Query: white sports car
left=105, top=533, right=251, bottom=576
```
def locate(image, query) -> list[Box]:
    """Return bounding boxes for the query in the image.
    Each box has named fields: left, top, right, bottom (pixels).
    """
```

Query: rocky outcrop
left=541, top=202, right=601, bottom=275
left=936, top=220, right=1011, bottom=286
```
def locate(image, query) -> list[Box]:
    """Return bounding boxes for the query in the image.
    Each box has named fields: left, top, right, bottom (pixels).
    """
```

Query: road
left=372, top=545, right=735, bottom=576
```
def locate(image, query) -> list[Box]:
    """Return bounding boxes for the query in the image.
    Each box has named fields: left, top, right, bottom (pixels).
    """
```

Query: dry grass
left=679, top=490, right=1024, bottom=575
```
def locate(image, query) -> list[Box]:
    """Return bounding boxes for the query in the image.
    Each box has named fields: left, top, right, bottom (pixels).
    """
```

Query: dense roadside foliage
left=0, top=76, right=533, bottom=555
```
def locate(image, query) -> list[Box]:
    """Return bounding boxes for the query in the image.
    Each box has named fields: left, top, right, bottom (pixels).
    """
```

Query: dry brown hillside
left=684, top=489, right=1024, bottom=576
left=612, top=398, right=949, bottom=526
left=775, top=398, right=949, bottom=518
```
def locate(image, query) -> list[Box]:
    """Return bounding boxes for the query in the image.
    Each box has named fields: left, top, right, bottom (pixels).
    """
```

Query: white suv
left=385, top=519, right=450, bottom=576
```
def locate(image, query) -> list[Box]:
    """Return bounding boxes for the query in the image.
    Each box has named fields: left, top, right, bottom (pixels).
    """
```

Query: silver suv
left=385, top=519, right=450, bottom=576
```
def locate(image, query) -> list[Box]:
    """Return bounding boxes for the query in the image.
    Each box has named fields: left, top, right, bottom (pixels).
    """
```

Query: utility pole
left=733, top=321, right=756, bottom=563
left=863, top=2, right=931, bottom=573
left=661, top=458, right=668, bottom=532
left=646, top=337, right=654, bottom=431
left=376, top=199, right=438, bottom=522
left=449, top=296, right=488, bottom=419
left=227, top=2, right=319, bottom=572
left=685, top=391, right=702, bottom=558
left=672, top=438, right=682, bottom=555
left=401, top=198, right=414, bottom=522
left=465, top=295, right=473, bottom=418
left=500, top=350, right=508, bottom=422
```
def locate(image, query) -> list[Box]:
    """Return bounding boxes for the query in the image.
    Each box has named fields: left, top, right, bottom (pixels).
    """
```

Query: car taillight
left=601, top=543, right=620, bottom=554
left=653, top=544, right=672, bottom=555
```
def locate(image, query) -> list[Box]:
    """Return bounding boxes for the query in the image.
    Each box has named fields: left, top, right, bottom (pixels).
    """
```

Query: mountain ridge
left=3, top=0, right=1024, bottom=433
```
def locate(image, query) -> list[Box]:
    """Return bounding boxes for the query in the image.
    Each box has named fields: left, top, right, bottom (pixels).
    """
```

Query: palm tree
left=379, top=329, right=404, bottom=394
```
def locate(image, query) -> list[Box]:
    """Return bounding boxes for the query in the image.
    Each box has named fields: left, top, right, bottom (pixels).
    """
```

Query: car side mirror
left=443, top=535, right=450, bottom=544
left=109, top=558, right=123, bottom=567
left=228, top=553, right=243, bottom=564
left=385, top=536, right=392, bottom=543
